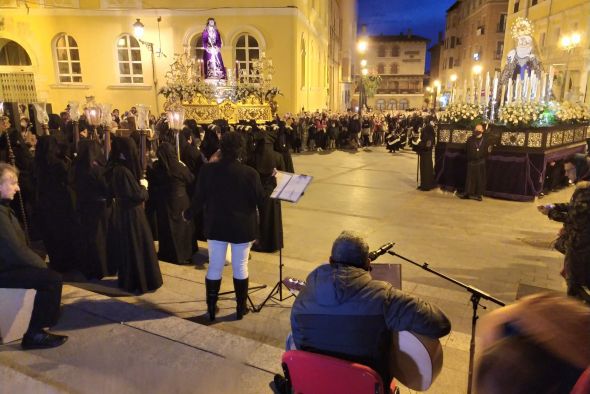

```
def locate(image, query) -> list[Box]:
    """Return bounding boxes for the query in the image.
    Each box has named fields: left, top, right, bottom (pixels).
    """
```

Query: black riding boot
left=233, top=277, right=250, bottom=320
left=205, top=278, right=221, bottom=321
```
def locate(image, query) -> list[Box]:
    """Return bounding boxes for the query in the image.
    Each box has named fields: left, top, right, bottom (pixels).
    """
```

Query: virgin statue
left=202, top=18, right=227, bottom=80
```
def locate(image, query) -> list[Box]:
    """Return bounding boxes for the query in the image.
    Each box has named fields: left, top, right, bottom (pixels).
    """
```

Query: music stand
left=255, top=171, right=312, bottom=312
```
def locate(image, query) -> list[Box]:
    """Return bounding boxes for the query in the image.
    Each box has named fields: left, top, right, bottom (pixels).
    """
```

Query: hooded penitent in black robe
left=73, top=140, right=112, bottom=279
left=413, top=122, right=436, bottom=191
left=35, top=135, right=79, bottom=272
left=275, top=122, right=295, bottom=173
left=149, top=142, right=194, bottom=264
left=251, top=130, right=284, bottom=253
left=464, top=132, right=495, bottom=198
left=106, top=137, right=162, bottom=294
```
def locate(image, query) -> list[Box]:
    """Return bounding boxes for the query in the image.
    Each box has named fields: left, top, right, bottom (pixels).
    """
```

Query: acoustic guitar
left=282, top=277, right=443, bottom=391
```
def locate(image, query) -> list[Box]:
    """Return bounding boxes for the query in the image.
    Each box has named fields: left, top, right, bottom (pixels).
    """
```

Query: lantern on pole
left=166, top=106, right=185, bottom=160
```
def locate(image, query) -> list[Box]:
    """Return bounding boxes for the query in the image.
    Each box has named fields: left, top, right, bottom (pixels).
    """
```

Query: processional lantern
left=84, top=96, right=102, bottom=127
left=68, top=100, right=81, bottom=151
left=136, top=104, right=150, bottom=171
left=166, top=105, right=185, bottom=160
left=33, top=102, right=49, bottom=134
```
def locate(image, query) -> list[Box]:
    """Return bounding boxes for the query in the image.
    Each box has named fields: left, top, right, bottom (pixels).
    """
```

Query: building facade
left=439, top=0, right=509, bottom=99
left=0, top=0, right=357, bottom=116
left=353, top=32, right=428, bottom=111
left=503, top=0, right=590, bottom=103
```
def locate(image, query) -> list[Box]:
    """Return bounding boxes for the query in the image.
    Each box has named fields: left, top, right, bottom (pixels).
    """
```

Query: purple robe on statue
left=202, top=27, right=227, bottom=80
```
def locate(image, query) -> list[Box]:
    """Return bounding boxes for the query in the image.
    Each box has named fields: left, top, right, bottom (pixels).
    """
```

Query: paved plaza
left=1, top=147, right=571, bottom=393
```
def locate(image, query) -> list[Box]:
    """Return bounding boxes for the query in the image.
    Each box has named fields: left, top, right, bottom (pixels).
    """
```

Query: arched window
left=235, top=33, right=260, bottom=83
left=117, top=34, right=143, bottom=84
left=54, top=34, right=82, bottom=83
left=0, top=39, right=32, bottom=66
left=388, top=99, right=397, bottom=110
left=391, top=45, right=400, bottom=57
left=376, top=99, right=385, bottom=110
left=377, top=63, right=385, bottom=74
left=390, top=63, right=399, bottom=74
left=189, top=33, right=205, bottom=61
left=399, top=99, right=409, bottom=110
left=377, top=45, right=386, bottom=57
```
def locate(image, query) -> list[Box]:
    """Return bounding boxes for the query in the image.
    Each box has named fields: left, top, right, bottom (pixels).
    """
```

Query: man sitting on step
left=0, top=162, right=68, bottom=349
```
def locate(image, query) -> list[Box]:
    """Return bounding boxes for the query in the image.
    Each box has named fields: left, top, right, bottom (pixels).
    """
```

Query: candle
left=477, top=74, right=483, bottom=105
left=484, top=71, right=490, bottom=106
left=523, top=72, right=529, bottom=102
left=463, top=79, right=467, bottom=104
left=515, top=75, right=521, bottom=102
left=548, top=66, right=554, bottom=101
left=540, top=72, right=547, bottom=102
left=471, top=77, right=475, bottom=104
left=492, top=73, right=498, bottom=102
left=506, top=79, right=513, bottom=104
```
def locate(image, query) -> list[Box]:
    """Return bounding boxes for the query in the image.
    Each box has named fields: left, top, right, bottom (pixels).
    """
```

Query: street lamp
left=132, top=17, right=165, bottom=114
left=559, top=32, right=582, bottom=100
left=357, top=36, right=369, bottom=117
left=433, top=80, right=441, bottom=110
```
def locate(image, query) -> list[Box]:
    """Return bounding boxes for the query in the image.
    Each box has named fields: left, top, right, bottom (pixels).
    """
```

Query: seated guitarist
left=289, top=231, right=451, bottom=386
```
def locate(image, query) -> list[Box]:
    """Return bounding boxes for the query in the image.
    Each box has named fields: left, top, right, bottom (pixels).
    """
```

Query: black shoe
left=21, top=329, right=68, bottom=350
left=457, top=193, right=469, bottom=199
left=472, top=195, right=483, bottom=201
left=274, top=374, right=289, bottom=394
left=233, top=277, right=250, bottom=320
left=205, top=278, right=222, bottom=321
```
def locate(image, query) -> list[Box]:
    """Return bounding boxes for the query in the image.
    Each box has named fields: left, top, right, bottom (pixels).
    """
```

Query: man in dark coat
left=412, top=117, right=436, bottom=191
left=0, top=163, right=68, bottom=349
left=459, top=123, right=494, bottom=201
left=540, top=182, right=590, bottom=303
left=289, top=231, right=451, bottom=386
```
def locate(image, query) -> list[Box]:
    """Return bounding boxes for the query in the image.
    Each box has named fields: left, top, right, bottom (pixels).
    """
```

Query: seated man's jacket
left=0, top=202, right=46, bottom=272
left=290, top=263, right=451, bottom=385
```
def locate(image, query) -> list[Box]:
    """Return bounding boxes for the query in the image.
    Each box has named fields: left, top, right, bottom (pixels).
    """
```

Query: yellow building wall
left=0, top=0, right=348, bottom=116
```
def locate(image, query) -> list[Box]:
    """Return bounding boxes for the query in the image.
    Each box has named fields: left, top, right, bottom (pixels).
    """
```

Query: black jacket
left=0, top=202, right=46, bottom=272
left=291, top=263, right=451, bottom=384
left=193, top=159, right=266, bottom=243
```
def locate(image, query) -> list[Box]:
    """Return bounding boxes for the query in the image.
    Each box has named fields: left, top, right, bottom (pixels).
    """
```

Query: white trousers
left=206, top=240, right=252, bottom=280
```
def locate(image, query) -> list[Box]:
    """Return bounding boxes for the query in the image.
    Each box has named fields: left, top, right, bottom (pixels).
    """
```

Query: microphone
left=368, top=242, right=395, bottom=262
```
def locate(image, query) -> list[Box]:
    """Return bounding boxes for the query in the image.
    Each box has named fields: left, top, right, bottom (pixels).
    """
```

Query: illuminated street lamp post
left=133, top=18, right=164, bottom=114
left=559, top=33, right=582, bottom=101
left=433, top=80, right=441, bottom=110
left=357, top=37, right=368, bottom=117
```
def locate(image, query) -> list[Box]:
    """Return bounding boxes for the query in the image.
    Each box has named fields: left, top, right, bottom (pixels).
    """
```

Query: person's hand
left=140, top=178, right=148, bottom=188
left=537, top=204, right=553, bottom=215
left=272, top=168, right=278, bottom=177
left=209, top=149, right=221, bottom=163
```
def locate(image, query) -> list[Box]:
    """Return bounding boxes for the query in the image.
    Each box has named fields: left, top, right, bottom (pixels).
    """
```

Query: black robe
left=251, top=132, right=284, bottom=253
left=414, top=124, right=436, bottom=191
left=35, top=136, right=79, bottom=273
left=150, top=143, right=195, bottom=264
left=464, top=133, right=494, bottom=197
left=106, top=137, right=162, bottom=294
left=73, top=140, right=112, bottom=279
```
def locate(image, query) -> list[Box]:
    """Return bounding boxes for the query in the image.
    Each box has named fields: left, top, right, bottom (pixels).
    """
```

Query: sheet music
left=270, top=171, right=313, bottom=202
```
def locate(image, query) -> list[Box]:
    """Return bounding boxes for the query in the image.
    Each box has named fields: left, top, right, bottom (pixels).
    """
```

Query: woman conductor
left=192, top=132, right=266, bottom=321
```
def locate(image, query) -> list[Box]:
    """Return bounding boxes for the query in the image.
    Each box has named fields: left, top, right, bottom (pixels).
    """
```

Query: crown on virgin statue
left=511, top=17, right=534, bottom=39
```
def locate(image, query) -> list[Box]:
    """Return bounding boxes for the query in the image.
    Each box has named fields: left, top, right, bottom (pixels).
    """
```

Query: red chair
left=571, top=367, right=590, bottom=394
left=281, top=350, right=400, bottom=394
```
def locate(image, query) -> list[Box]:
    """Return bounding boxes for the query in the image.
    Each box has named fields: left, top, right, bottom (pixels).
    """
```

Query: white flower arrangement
left=498, top=101, right=546, bottom=127
left=439, top=103, right=484, bottom=125
left=553, top=102, right=590, bottom=123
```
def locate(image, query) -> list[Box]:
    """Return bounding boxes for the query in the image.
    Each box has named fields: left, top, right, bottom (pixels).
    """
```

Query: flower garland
left=553, top=102, right=590, bottom=123
left=498, top=101, right=546, bottom=127
left=439, top=103, right=484, bottom=125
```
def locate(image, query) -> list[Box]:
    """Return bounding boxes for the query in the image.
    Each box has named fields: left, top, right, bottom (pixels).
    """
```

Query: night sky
left=357, top=0, right=457, bottom=71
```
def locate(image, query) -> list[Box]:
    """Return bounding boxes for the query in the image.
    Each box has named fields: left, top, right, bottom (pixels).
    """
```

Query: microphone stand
left=387, top=250, right=505, bottom=394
